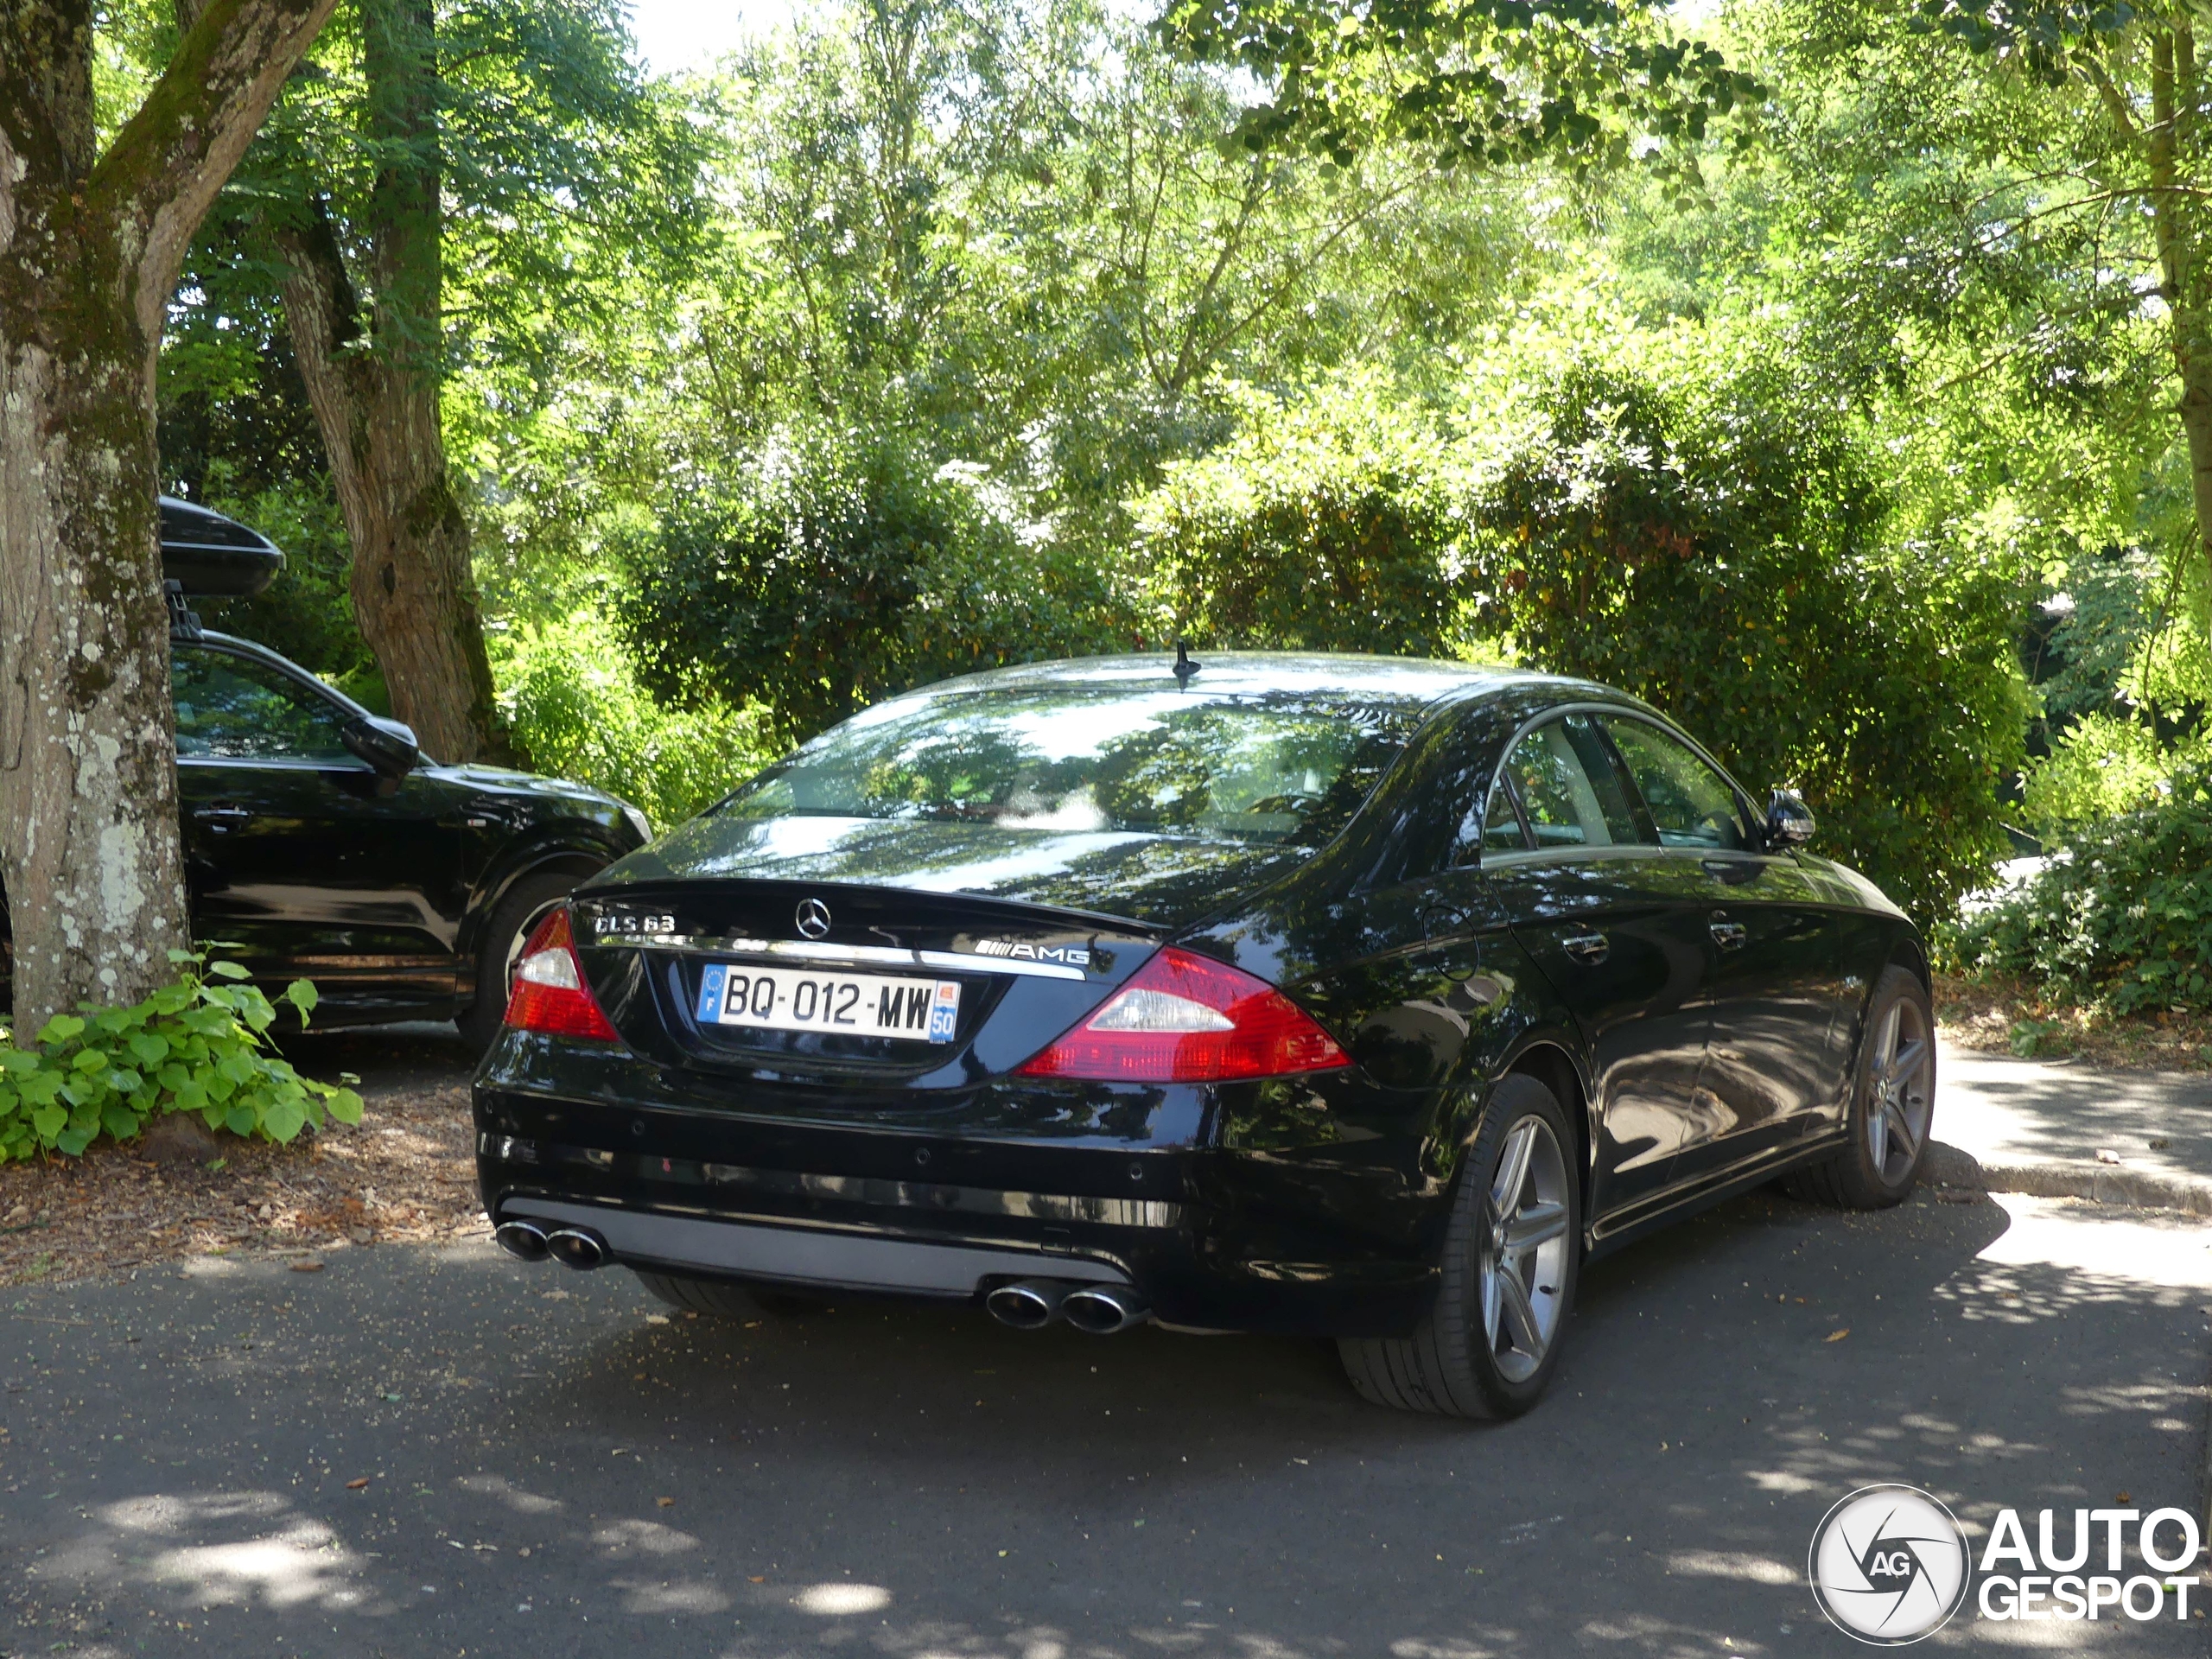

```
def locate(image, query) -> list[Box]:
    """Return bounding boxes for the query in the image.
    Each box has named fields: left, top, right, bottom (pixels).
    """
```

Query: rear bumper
left=472, top=1054, right=1446, bottom=1336
left=499, top=1197, right=1132, bottom=1297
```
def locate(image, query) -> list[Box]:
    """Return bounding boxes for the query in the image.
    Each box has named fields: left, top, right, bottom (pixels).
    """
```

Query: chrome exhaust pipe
left=985, top=1280, right=1069, bottom=1331
left=544, top=1225, right=609, bottom=1269
left=493, top=1219, right=550, bottom=1262
left=1062, top=1285, right=1149, bottom=1335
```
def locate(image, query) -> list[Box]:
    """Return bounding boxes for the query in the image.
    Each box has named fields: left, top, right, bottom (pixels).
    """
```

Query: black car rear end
left=473, top=653, right=1492, bottom=1335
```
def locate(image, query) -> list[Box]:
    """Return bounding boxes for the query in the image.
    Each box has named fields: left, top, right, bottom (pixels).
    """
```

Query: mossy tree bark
left=272, top=0, right=510, bottom=766
left=0, top=0, right=337, bottom=1035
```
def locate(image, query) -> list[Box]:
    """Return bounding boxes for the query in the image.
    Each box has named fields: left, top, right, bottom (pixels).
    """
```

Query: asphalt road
left=3, top=1174, right=2206, bottom=1659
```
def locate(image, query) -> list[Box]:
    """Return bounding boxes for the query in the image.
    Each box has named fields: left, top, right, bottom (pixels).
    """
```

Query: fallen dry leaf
left=346, top=1478, right=370, bottom=1490
left=1825, top=1329, right=1850, bottom=1343
left=290, top=1260, right=325, bottom=1273
left=749, top=1575, right=766, bottom=1584
left=657, top=1497, right=675, bottom=1508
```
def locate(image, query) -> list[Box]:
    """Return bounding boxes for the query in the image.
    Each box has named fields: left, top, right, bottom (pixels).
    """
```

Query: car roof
left=886, top=650, right=1624, bottom=714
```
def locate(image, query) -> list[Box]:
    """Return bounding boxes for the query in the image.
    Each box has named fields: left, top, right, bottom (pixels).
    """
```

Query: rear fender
left=459, top=845, right=612, bottom=966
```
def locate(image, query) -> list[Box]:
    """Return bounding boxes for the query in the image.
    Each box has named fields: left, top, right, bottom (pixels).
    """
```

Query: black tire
left=634, top=1270, right=825, bottom=1319
left=455, top=869, right=591, bottom=1053
left=1785, top=964, right=1936, bottom=1211
left=1338, top=1072, right=1580, bottom=1420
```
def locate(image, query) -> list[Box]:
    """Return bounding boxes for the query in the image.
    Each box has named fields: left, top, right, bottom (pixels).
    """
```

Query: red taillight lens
left=1014, top=947, right=1350, bottom=1084
left=502, top=906, right=620, bottom=1042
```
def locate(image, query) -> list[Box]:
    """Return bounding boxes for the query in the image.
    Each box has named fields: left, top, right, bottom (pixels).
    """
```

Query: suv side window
left=174, top=647, right=356, bottom=763
left=1477, top=714, right=1643, bottom=856
left=1605, top=717, right=1750, bottom=852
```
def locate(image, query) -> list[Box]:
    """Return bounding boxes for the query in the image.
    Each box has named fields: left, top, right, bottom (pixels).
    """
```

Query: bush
left=0, top=955, right=363, bottom=1161
left=495, top=613, right=772, bottom=828
left=617, top=428, right=1124, bottom=747
left=1132, top=373, right=1465, bottom=656
left=1463, top=340, right=2026, bottom=925
left=1949, top=763, right=2212, bottom=1015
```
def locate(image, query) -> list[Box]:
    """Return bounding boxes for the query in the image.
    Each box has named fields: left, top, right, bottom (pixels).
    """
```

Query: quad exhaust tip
left=493, top=1219, right=550, bottom=1262
left=985, top=1280, right=1067, bottom=1331
left=985, top=1278, right=1148, bottom=1333
left=544, top=1225, right=609, bottom=1269
left=1062, top=1285, right=1149, bottom=1335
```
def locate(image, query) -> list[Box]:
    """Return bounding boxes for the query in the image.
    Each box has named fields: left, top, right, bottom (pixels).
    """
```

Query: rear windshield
left=720, top=685, right=1428, bottom=847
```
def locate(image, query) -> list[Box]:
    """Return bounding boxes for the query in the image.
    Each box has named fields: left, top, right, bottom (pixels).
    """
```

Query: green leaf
left=71, top=1047, right=110, bottom=1073
left=174, top=1079, right=207, bottom=1114
left=263, top=1100, right=307, bottom=1143
left=37, top=1014, right=85, bottom=1044
left=327, top=1088, right=364, bottom=1125
left=101, top=1103, right=139, bottom=1141
left=54, top=1126, right=94, bottom=1156
left=285, top=979, right=321, bottom=1017
left=128, top=1033, right=170, bottom=1067
left=218, top=1052, right=257, bottom=1085
left=200, top=1105, right=226, bottom=1131
left=224, top=1105, right=257, bottom=1138
left=166, top=948, right=204, bottom=965
left=30, top=1106, right=66, bottom=1141
left=208, top=962, right=252, bottom=982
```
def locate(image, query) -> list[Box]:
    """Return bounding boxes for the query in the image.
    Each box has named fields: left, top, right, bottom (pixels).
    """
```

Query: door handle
left=1708, top=918, right=1748, bottom=951
left=1560, top=931, right=1610, bottom=964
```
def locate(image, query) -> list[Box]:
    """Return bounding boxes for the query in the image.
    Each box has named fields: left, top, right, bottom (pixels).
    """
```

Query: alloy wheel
left=1866, top=996, right=1933, bottom=1184
left=1479, top=1115, right=1572, bottom=1383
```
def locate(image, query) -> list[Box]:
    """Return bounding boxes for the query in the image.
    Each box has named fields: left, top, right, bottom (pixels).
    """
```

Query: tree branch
left=86, top=0, right=339, bottom=340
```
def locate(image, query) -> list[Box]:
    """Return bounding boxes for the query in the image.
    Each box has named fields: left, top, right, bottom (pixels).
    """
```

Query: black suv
left=0, top=499, right=648, bottom=1049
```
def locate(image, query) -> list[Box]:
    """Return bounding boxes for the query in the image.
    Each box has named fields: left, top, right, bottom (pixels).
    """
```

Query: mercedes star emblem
left=795, top=897, right=833, bottom=940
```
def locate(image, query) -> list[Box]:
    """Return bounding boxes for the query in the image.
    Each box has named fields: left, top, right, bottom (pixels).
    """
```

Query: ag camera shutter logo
left=1808, top=1484, right=1972, bottom=1644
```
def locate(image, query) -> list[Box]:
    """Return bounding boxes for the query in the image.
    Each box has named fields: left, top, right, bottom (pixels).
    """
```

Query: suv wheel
left=456, top=870, right=591, bottom=1054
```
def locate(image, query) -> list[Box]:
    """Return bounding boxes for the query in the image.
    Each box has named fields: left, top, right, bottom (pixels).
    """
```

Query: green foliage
left=618, top=429, right=1123, bottom=746
left=1951, top=764, right=2212, bottom=1015
left=493, top=612, right=772, bottom=827
left=0, top=955, right=363, bottom=1163
left=1134, top=373, right=1465, bottom=656
left=1463, top=327, right=2026, bottom=923
left=1157, top=0, right=1760, bottom=191
left=2019, top=714, right=2203, bottom=839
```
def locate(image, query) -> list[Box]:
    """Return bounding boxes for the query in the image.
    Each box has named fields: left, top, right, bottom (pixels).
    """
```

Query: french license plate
left=695, top=963, right=962, bottom=1043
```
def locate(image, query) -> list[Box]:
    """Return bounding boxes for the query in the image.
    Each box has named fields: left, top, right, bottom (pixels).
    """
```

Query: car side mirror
left=1765, top=788, right=1815, bottom=849
left=342, top=715, right=420, bottom=780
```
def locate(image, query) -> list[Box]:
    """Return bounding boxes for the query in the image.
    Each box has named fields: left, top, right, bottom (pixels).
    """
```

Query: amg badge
left=971, top=939, right=1090, bottom=968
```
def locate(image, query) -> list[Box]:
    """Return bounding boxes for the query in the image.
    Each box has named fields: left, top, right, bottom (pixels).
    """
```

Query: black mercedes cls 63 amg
left=473, top=652, right=1936, bottom=1418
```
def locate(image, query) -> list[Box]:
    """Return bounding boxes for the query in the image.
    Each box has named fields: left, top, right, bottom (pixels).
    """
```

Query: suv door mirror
left=342, top=715, right=420, bottom=779
left=1765, top=788, right=1815, bottom=849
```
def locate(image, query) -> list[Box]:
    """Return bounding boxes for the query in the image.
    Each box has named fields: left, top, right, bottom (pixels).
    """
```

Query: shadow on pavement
left=3, top=1185, right=2204, bottom=1657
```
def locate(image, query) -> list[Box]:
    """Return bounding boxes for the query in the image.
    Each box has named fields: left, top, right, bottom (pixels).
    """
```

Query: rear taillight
left=1014, top=947, right=1349, bottom=1084
left=503, top=906, right=620, bottom=1042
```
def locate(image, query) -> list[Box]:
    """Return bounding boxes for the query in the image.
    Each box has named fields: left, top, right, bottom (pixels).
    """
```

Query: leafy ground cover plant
left=1948, top=762, right=2212, bottom=1017
left=0, top=953, right=362, bottom=1160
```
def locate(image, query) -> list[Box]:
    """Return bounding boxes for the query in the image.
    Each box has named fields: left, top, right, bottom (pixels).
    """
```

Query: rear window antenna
left=1173, top=639, right=1202, bottom=690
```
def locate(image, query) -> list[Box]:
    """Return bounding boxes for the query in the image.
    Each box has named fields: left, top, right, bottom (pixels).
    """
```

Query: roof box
left=159, top=496, right=285, bottom=598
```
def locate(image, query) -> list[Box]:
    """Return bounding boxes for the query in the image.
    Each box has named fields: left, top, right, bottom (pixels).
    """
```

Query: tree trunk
left=0, top=0, right=338, bottom=1038
left=272, top=0, right=512, bottom=766
left=2148, top=26, right=2212, bottom=627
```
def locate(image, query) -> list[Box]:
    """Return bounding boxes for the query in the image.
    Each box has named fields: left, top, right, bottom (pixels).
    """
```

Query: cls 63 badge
left=593, top=913, right=677, bottom=937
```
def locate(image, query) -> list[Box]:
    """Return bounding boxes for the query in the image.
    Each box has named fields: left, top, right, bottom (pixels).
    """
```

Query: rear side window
left=174, top=648, right=354, bottom=762
left=1485, top=715, right=1643, bottom=854
left=1605, top=718, right=1750, bottom=851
